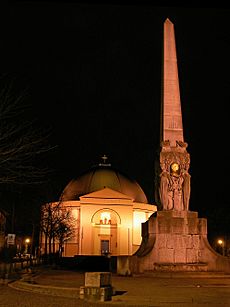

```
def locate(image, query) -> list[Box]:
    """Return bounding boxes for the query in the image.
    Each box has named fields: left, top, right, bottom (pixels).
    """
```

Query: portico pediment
left=79, top=187, right=134, bottom=201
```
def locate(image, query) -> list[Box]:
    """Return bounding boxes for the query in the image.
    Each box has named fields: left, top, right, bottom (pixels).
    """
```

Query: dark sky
left=0, top=1, right=229, bottom=235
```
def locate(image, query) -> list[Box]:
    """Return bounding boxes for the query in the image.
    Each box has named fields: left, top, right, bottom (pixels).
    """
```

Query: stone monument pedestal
left=80, top=272, right=113, bottom=302
left=132, top=210, right=230, bottom=273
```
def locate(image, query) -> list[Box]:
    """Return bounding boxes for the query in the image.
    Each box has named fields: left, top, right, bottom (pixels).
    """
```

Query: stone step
left=152, top=262, right=208, bottom=272
left=142, top=269, right=230, bottom=278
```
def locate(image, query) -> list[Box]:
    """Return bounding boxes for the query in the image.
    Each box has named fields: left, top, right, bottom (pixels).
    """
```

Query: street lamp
left=217, top=239, right=225, bottom=256
left=25, top=238, right=30, bottom=254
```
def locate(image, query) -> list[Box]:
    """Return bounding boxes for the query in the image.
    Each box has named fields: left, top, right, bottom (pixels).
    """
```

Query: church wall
left=79, top=203, right=134, bottom=256
left=63, top=242, right=79, bottom=257
left=40, top=198, right=156, bottom=258
left=112, top=205, right=133, bottom=255
left=133, top=211, right=150, bottom=245
left=80, top=204, right=94, bottom=255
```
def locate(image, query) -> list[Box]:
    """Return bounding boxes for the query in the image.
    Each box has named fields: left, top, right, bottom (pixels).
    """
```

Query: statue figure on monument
left=181, top=162, right=191, bottom=210
left=159, top=145, right=191, bottom=211
left=168, top=162, right=184, bottom=210
left=159, top=162, right=170, bottom=210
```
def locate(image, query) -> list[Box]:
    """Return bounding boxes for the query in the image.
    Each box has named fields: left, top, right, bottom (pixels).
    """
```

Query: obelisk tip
left=164, top=18, right=173, bottom=25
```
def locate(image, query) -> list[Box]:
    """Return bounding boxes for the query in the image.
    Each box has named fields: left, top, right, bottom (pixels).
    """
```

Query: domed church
left=40, top=155, right=156, bottom=273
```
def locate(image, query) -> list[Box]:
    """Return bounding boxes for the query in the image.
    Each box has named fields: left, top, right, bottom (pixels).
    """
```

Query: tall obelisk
left=133, top=18, right=230, bottom=275
left=158, top=18, right=191, bottom=211
left=161, top=18, right=184, bottom=146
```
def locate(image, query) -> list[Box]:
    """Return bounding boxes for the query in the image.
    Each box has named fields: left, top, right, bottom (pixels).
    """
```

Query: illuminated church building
left=40, top=155, right=157, bottom=269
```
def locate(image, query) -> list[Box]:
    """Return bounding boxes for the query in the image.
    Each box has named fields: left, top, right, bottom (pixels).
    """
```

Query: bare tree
left=40, top=201, right=75, bottom=261
left=0, top=78, right=55, bottom=185
left=40, top=203, right=49, bottom=256
left=54, top=208, right=75, bottom=257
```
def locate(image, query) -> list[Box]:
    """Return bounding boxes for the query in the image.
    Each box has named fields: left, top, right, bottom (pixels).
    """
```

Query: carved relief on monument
left=159, top=140, right=191, bottom=211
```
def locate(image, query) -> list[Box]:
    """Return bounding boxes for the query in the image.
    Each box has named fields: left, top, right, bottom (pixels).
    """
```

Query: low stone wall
left=9, top=280, right=80, bottom=298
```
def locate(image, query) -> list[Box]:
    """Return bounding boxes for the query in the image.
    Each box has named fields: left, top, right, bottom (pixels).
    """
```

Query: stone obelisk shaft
left=161, top=18, right=184, bottom=147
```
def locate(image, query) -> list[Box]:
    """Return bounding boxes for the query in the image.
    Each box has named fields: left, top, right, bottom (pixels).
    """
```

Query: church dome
left=61, top=163, right=148, bottom=204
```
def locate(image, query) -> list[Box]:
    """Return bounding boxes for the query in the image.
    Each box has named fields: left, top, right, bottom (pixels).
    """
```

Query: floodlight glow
left=217, top=239, right=223, bottom=245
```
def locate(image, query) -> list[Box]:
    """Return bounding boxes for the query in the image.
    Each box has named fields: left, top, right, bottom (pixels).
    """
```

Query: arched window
left=91, top=208, right=121, bottom=225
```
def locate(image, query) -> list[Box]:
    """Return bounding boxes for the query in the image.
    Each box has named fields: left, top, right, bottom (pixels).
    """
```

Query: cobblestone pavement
left=3, top=268, right=230, bottom=306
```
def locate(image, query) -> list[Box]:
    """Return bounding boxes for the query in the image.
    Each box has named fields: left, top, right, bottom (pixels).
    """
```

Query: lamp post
left=217, top=239, right=225, bottom=256
left=25, top=238, right=30, bottom=254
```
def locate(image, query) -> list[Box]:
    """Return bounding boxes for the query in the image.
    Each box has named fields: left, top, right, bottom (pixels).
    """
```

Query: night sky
left=0, top=1, right=229, bottom=238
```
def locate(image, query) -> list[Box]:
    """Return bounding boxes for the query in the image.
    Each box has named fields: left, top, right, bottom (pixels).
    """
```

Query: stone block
left=158, top=210, right=198, bottom=219
left=156, top=211, right=168, bottom=218
left=158, top=217, right=171, bottom=233
left=157, top=210, right=182, bottom=218
left=154, top=262, right=207, bottom=272
left=192, top=235, right=200, bottom=249
left=174, top=235, right=186, bottom=249
left=100, top=286, right=113, bottom=301
left=184, top=235, right=193, bottom=248
left=117, top=256, right=132, bottom=276
left=166, top=235, right=175, bottom=249
left=157, top=234, right=167, bottom=248
left=198, top=218, right=207, bottom=235
left=79, top=286, right=85, bottom=299
left=187, top=218, right=198, bottom=234
left=148, top=216, right=158, bottom=234
left=187, top=211, right=198, bottom=219
left=85, top=272, right=111, bottom=288
left=158, top=248, right=174, bottom=262
left=186, top=248, right=199, bottom=263
left=171, top=218, right=184, bottom=233
left=80, top=286, right=112, bottom=302
left=174, top=248, right=186, bottom=263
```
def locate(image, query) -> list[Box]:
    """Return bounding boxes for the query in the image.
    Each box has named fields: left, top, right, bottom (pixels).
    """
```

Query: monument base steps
left=132, top=210, right=230, bottom=274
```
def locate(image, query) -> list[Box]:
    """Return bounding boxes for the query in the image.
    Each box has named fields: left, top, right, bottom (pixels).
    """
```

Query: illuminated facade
left=40, top=160, right=157, bottom=265
left=60, top=187, right=155, bottom=257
